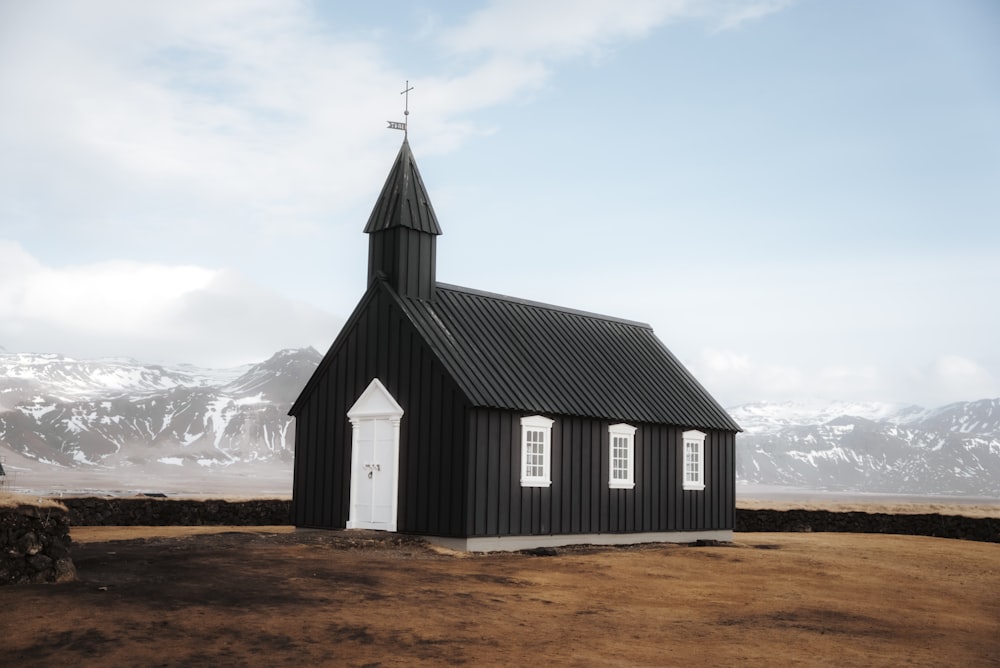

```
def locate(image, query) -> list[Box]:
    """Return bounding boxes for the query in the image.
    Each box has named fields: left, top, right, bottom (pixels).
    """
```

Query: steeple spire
left=364, top=140, right=442, bottom=300
left=364, top=139, right=442, bottom=235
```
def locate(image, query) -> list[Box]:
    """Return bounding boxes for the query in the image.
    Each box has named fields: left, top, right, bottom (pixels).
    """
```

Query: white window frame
left=682, top=429, right=706, bottom=491
left=608, top=423, right=637, bottom=489
left=520, top=415, right=554, bottom=487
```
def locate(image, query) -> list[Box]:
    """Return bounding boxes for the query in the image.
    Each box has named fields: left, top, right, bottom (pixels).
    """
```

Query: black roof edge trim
left=378, top=280, right=480, bottom=404
left=436, top=282, right=652, bottom=329
left=288, top=282, right=381, bottom=416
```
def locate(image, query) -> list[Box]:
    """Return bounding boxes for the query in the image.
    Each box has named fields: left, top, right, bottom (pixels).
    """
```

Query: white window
left=608, top=423, right=637, bottom=489
left=520, top=415, right=554, bottom=487
left=682, top=429, right=706, bottom=491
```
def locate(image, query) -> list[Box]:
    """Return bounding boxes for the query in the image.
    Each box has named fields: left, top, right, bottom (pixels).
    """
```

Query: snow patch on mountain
left=729, top=400, right=910, bottom=434
left=0, top=348, right=320, bottom=473
left=732, top=398, right=1000, bottom=497
left=4, top=347, right=997, bottom=498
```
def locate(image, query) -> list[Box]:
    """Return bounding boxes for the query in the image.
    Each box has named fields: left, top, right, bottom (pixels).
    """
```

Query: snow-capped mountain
left=733, top=399, right=1000, bottom=496
left=0, top=349, right=320, bottom=471
left=3, top=349, right=997, bottom=497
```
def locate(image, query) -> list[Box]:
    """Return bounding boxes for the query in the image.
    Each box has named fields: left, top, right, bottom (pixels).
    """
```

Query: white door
left=351, top=417, right=396, bottom=527
left=346, top=378, right=403, bottom=532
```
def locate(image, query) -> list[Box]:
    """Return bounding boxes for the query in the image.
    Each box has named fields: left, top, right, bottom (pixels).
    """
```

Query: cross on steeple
left=401, top=81, right=413, bottom=117
left=387, top=80, right=414, bottom=137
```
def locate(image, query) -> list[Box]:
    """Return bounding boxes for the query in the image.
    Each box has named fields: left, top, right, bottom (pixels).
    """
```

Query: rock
left=47, top=539, right=71, bottom=560
left=17, top=532, right=42, bottom=556
left=523, top=547, right=558, bottom=556
left=735, top=509, right=999, bottom=543
left=1, top=503, right=75, bottom=585
left=63, top=498, right=292, bottom=527
left=54, top=558, right=77, bottom=583
left=28, top=553, right=53, bottom=572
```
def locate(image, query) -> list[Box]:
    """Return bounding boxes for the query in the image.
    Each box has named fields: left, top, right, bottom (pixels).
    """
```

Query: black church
left=289, top=139, right=741, bottom=551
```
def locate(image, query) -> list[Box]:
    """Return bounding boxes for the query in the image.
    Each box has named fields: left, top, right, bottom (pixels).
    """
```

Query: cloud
left=693, top=347, right=999, bottom=408
left=0, top=1, right=808, bottom=372
left=0, top=1, right=408, bottom=244
left=713, top=0, right=797, bottom=32
left=0, top=0, right=799, bottom=247
left=912, top=356, right=1000, bottom=406
left=441, top=0, right=685, bottom=58
left=416, top=0, right=799, bottom=145
left=0, top=240, right=340, bottom=366
left=694, top=348, right=805, bottom=405
left=442, top=0, right=796, bottom=57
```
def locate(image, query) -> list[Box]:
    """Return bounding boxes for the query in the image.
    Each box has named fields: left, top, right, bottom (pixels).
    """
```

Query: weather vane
left=387, top=80, right=413, bottom=138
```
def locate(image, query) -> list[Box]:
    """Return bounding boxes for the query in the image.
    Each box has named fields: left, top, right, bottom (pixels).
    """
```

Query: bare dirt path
left=2, top=529, right=998, bottom=667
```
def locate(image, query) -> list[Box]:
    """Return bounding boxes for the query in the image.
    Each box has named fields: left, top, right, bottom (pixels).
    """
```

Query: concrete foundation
left=424, top=529, right=734, bottom=553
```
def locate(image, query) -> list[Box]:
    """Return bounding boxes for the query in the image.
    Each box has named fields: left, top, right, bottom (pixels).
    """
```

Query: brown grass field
left=2, top=518, right=999, bottom=667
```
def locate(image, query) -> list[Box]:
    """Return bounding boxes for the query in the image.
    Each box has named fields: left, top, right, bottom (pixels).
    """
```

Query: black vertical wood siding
left=293, top=283, right=735, bottom=538
left=368, top=228, right=436, bottom=301
left=291, top=284, right=468, bottom=534
left=465, top=409, right=735, bottom=537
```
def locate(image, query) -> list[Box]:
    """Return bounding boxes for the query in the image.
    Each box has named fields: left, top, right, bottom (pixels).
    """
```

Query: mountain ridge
left=0, top=348, right=320, bottom=472
left=732, top=398, right=1000, bottom=496
left=1, top=349, right=997, bottom=497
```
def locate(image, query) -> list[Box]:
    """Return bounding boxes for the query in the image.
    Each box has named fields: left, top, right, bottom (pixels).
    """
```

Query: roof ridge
left=435, top=282, right=652, bottom=329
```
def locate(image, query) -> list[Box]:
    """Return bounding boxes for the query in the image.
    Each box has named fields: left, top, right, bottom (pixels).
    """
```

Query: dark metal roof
left=363, top=139, right=442, bottom=235
left=388, top=282, right=742, bottom=432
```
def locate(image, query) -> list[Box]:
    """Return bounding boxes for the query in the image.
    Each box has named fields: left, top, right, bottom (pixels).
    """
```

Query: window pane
left=610, top=434, right=631, bottom=483
left=525, top=429, right=546, bottom=478
left=684, top=440, right=701, bottom=483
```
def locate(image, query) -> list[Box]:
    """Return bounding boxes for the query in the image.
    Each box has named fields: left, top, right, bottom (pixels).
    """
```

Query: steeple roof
left=363, top=139, right=442, bottom=235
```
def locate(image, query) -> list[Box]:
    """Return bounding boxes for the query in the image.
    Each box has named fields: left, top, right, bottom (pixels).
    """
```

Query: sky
left=1, top=0, right=998, bottom=409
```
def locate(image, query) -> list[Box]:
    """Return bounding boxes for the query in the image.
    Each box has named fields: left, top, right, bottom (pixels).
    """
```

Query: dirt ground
left=0, top=526, right=997, bottom=667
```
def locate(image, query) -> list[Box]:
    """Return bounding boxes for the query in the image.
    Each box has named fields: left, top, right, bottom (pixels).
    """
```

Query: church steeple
left=364, top=139, right=442, bottom=300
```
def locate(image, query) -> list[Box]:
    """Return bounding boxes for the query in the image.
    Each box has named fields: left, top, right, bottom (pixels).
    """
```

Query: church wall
left=464, top=409, right=736, bottom=537
left=291, top=283, right=470, bottom=535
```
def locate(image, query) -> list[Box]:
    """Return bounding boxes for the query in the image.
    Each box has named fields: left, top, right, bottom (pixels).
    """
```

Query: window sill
left=609, top=482, right=635, bottom=490
left=520, top=479, right=552, bottom=488
left=683, top=483, right=706, bottom=491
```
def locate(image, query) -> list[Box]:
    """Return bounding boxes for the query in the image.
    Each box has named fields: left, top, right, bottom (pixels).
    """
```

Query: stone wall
left=1, top=503, right=76, bottom=585
left=63, top=497, right=291, bottom=527
left=59, top=498, right=1000, bottom=543
left=736, top=509, right=1000, bottom=543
